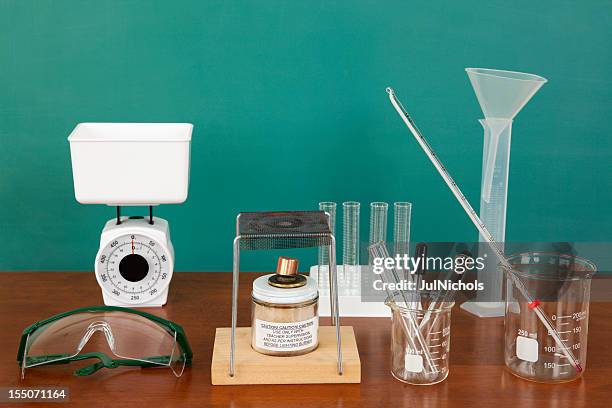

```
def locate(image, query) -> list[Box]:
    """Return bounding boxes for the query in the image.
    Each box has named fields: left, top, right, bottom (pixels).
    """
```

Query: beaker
left=502, top=252, right=596, bottom=383
left=386, top=298, right=454, bottom=385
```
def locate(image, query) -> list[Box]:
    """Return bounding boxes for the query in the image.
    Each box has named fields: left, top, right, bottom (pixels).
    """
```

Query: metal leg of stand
left=229, top=237, right=240, bottom=377
left=329, top=235, right=343, bottom=375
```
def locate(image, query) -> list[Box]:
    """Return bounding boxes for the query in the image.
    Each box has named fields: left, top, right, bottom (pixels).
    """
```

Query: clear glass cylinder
left=393, top=202, right=412, bottom=258
left=342, top=202, right=360, bottom=267
left=502, top=252, right=596, bottom=383
left=387, top=299, right=454, bottom=385
left=317, top=202, right=337, bottom=282
left=369, top=202, right=388, bottom=244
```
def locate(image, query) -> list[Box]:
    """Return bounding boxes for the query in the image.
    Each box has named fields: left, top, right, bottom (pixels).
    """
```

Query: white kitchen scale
left=68, top=123, right=193, bottom=307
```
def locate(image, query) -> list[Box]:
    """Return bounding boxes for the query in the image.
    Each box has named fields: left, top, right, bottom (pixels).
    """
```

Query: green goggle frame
left=17, top=306, right=193, bottom=376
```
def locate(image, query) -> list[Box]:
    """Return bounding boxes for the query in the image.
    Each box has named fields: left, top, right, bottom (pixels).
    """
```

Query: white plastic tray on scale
left=68, top=122, right=192, bottom=205
left=310, top=265, right=390, bottom=317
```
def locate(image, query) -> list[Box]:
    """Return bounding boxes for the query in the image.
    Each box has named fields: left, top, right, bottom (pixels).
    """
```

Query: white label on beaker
left=516, top=335, right=539, bottom=362
left=404, top=353, right=424, bottom=373
left=254, top=317, right=318, bottom=352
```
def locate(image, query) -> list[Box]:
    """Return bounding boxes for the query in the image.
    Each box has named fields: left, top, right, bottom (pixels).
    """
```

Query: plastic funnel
left=466, top=68, right=547, bottom=202
left=461, top=68, right=546, bottom=318
left=466, top=68, right=547, bottom=120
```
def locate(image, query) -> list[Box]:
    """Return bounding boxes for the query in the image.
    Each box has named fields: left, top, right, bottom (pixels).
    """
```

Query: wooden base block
left=211, top=326, right=361, bottom=385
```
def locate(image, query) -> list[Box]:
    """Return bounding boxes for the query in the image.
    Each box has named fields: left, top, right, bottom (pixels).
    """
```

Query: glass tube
left=317, top=202, right=337, bottom=284
left=369, top=202, right=389, bottom=244
left=342, top=202, right=360, bottom=281
left=369, top=202, right=388, bottom=263
left=393, top=202, right=412, bottom=259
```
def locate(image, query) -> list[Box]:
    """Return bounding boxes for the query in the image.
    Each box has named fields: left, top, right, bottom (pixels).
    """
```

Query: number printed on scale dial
left=97, top=233, right=170, bottom=302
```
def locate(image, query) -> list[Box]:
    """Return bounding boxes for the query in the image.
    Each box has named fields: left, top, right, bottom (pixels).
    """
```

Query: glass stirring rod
left=385, top=87, right=582, bottom=374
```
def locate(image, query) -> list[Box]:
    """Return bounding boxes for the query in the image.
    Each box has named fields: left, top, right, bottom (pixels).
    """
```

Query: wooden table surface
left=1, top=272, right=611, bottom=407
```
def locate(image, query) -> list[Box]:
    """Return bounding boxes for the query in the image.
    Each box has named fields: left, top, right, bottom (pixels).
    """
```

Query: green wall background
left=1, top=0, right=610, bottom=271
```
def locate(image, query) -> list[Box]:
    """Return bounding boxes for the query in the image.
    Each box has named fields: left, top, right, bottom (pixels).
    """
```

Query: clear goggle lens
left=21, top=311, right=187, bottom=378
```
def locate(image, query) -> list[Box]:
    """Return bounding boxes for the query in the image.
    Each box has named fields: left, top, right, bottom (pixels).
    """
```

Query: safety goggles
left=17, top=306, right=192, bottom=378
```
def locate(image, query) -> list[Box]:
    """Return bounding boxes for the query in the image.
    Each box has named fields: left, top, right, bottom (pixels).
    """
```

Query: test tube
left=369, top=202, right=388, bottom=264
left=317, top=202, right=337, bottom=284
left=393, top=202, right=412, bottom=258
left=342, top=202, right=360, bottom=283
left=369, top=202, right=389, bottom=244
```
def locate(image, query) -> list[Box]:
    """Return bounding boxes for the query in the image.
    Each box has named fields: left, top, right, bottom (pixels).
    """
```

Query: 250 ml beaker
left=502, top=252, right=596, bottom=383
left=387, top=299, right=454, bottom=385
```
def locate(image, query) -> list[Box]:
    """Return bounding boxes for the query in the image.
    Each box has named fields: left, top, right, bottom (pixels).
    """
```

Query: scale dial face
left=96, top=233, right=171, bottom=304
